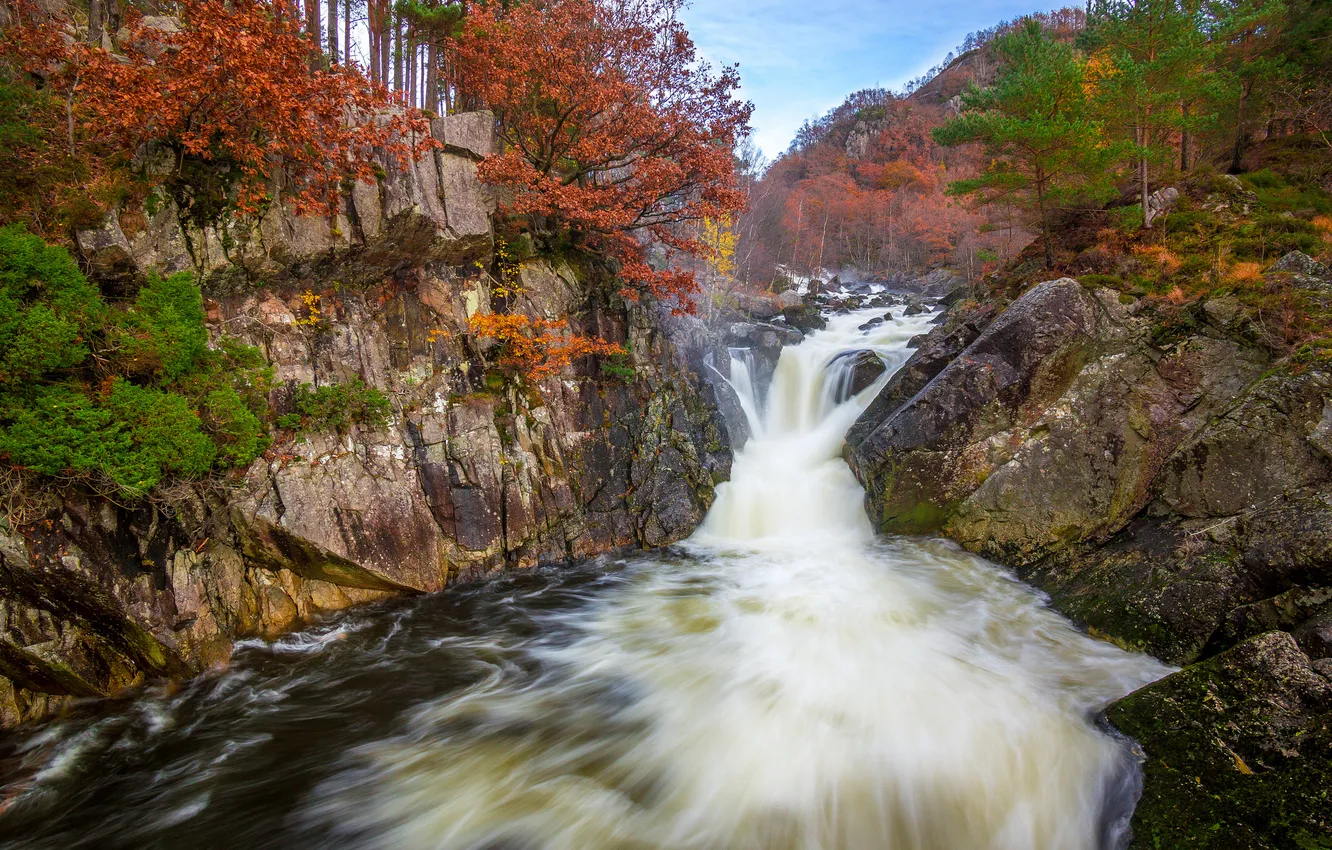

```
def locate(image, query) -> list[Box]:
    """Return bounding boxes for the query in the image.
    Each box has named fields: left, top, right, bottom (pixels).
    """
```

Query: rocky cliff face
left=846, top=260, right=1332, bottom=846
left=0, top=112, right=732, bottom=729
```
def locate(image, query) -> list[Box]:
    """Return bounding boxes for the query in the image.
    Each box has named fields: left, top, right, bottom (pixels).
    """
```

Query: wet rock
left=830, top=350, right=886, bottom=402
left=782, top=303, right=827, bottom=333
left=911, top=268, right=968, bottom=298
left=848, top=278, right=1106, bottom=534
left=844, top=311, right=989, bottom=451
left=1107, top=631, right=1332, bottom=849
left=857, top=315, right=886, bottom=332
left=777, top=289, right=803, bottom=310
left=902, top=296, right=928, bottom=316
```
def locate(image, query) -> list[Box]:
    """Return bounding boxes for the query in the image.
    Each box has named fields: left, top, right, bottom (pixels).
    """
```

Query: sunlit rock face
left=1, top=112, right=732, bottom=729
left=845, top=265, right=1332, bottom=844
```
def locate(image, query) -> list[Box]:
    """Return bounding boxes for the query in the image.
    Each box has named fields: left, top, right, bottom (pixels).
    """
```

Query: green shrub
left=120, top=271, right=209, bottom=381
left=202, top=386, right=269, bottom=467
left=102, top=380, right=217, bottom=494
left=0, top=386, right=129, bottom=484
left=288, top=378, right=391, bottom=433
left=0, top=226, right=103, bottom=390
left=1112, top=204, right=1144, bottom=234
left=1242, top=168, right=1283, bottom=190
left=0, top=226, right=277, bottom=498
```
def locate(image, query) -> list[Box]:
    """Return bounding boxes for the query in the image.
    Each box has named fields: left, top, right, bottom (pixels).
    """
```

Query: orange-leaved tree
left=454, top=0, right=752, bottom=312
left=468, top=313, right=624, bottom=381
left=3, top=0, right=433, bottom=223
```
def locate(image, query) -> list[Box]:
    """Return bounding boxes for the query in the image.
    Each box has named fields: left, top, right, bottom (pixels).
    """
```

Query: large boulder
left=848, top=279, right=1110, bottom=533
left=1107, top=631, right=1332, bottom=849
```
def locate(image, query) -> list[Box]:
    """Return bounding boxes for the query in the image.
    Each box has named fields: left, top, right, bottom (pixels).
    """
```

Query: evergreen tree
left=934, top=20, right=1116, bottom=267
left=1084, top=0, right=1213, bottom=226
left=1203, top=0, right=1289, bottom=171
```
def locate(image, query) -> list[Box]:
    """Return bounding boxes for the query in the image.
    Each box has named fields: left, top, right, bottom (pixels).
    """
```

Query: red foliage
left=4, top=0, right=432, bottom=219
left=454, top=0, right=752, bottom=311
left=468, top=312, right=624, bottom=381
left=740, top=96, right=1017, bottom=283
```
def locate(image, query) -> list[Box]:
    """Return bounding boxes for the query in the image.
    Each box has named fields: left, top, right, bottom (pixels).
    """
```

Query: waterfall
left=322, top=306, right=1170, bottom=850
left=1, top=306, right=1172, bottom=850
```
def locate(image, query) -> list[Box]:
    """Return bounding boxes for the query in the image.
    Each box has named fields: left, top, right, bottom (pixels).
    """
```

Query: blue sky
left=680, top=0, right=1076, bottom=159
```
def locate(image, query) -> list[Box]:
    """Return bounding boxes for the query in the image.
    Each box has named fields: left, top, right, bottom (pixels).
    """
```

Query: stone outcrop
left=1, top=112, right=732, bottom=729
left=847, top=264, right=1332, bottom=847
left=1108, top=631, right=1332, bottom=848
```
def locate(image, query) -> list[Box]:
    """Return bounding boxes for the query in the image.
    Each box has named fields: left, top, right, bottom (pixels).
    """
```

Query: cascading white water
left=309, top=306, right=1171, bottom=850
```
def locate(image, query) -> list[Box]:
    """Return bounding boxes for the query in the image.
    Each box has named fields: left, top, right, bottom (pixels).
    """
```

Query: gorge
left=0, top=305, right=1173, bottom=849
left=2, top=0, right=1332, bottom=846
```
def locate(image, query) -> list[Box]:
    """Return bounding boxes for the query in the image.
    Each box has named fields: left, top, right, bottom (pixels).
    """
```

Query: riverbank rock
left=1107, top=631, right=1332, bottom=848
left=847, top=278, right=1110, bottom=533
left=0, top=114, right=733, bottom=730
left=848, top=271, right=1332, bottom=845
left=830, top=350, right=886, bottom=402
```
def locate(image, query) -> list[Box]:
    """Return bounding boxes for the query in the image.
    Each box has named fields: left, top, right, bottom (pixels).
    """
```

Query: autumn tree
left=467, top=313, right=623, bottom=381
left=454, top=0, right=752, bottom=310
left=935, top=20, right=1116, bottom=266
left=3, top=0, right=431, bottom=231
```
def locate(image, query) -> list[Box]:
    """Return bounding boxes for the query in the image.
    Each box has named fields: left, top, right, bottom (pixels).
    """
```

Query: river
left=0, top=306, right=1170, bottom=850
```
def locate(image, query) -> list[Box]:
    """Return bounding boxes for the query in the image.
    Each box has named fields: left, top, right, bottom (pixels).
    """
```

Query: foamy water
left=0, top=307, right=1169, bottom=850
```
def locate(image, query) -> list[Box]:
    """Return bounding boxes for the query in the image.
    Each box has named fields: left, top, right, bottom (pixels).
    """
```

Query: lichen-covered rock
left=2, top=113, right=730, bottom=728
left=947, top=336, right=1267, bottom=567
left=1107, top=631, right=1332, bottom=849
left=848, top=278, right=1109, bottom=533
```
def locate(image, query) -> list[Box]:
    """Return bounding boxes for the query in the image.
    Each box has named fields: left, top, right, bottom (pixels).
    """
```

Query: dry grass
left=1226, top=260, right=1265, bottom=285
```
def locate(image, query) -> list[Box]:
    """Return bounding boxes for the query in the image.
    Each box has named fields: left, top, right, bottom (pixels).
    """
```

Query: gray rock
left=430, top=110, right=496, bottom=159
left=829, top=350, right=886, bottom=402
left=1146, top=186, right=1180, bottom=222
left=777, top=289, right=803, bottom=310
left=75, top=212, right=137, bottom=286
left=848, top=278, right=1105, bottom=534
left=1269, top=250, right=1330, bottom=279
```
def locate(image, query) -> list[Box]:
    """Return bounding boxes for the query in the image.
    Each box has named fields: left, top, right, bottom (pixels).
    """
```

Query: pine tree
left=934, top=20, right=1117, bottom=267
left=1084, top=0, right=1212, bottom=226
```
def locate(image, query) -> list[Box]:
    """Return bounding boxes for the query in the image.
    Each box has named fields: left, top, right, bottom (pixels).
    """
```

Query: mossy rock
left=1107, top=631, right=1332, bottom=849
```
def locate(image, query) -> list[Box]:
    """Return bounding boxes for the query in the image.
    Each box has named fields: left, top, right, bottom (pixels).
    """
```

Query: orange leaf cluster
left=454, top=0, right=752, bottom=311
left=5, top=0, right=433, bottom=219
left=468, top=312, right=624, bottom=381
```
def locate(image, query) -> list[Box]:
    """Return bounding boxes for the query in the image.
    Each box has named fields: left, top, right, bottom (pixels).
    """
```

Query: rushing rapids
left=0, top=306, right=1170, bottom=850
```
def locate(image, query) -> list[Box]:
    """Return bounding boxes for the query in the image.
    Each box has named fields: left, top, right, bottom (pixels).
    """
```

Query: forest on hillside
left=734, top=0, right=1332, bottom=293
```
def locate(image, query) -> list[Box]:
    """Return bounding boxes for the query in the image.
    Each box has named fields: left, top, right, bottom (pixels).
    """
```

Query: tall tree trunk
left=1230, top=79, right=1251, bottom=173
left=1139, top=116, right=1152, bottom=229
left=379, top=3, right=391, bottom=92
left=367, top=1, right=379, bottom=83
left=1180, top=101, right=1192, bottom=172
left=327, top=0, right=338, bottom=62
left=426, top=41, right=439, bottom=113
left=1037, top=175, right=1053, bottom=268
left=393, top=15, right=403, bottom=95
left=343, top=0, right=351, bottom=68
left=305, top=0, right=321, bottom=67
left=88, top=0, right=104, bottom=46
